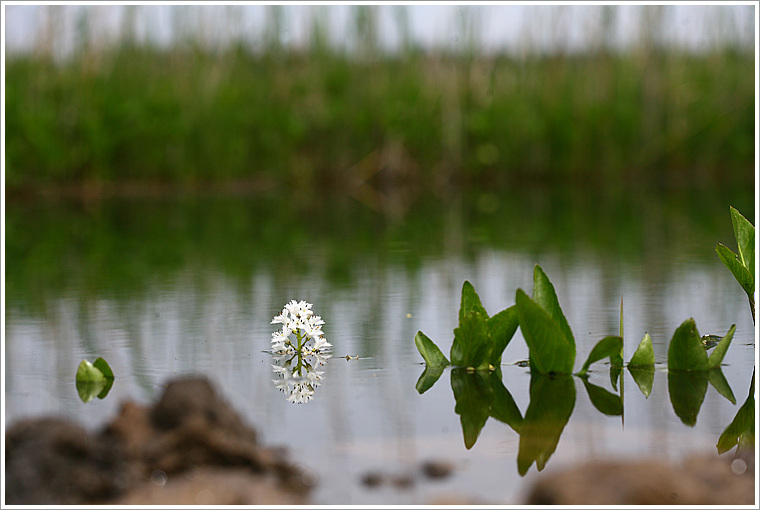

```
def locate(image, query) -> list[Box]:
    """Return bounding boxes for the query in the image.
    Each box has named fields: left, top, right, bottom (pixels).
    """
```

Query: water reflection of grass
left=5, top=187, right=752, bottom=312
left=5, top=44, right=754, bottom=194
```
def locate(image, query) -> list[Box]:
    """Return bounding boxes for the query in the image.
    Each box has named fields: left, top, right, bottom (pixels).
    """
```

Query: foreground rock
left=5, top=376, right=311, bottom=505
left=524, top=451, right=755, bottom=505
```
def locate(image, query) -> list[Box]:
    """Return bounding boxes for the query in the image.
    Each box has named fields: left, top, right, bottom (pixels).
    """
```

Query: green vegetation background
left=5, top=9, right=755, bottom=197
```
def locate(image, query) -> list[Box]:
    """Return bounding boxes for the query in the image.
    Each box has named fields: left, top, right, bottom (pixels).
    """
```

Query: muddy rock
left=5, top=375, right=311, bottom=505
left=524, top=452, right=756, bottom=505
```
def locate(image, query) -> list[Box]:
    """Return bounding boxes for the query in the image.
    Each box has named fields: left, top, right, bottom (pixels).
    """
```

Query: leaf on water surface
left=531, top=265, right=575, bottom=349
left=577, top=336, right=623, bottom=376
left=668, top=370, right=708, bottom=426
left=716, top=243, right=754, bottom=297
left=580, top=376, right=623, bottom=416
left=628, top=365, right=655, bottom=398
left=76, top=359, right=106, bottom=384
left=628, top=332, right=655, bottom=367
left=415, top=366, right=445, bottom=394
left=667, top=318, right=709, bottom=371
left=451, top=310, right=491, bottom=370
left=707, top=324, right=736, bottom=369
left=730, top=206, right=755, bottom=287
left=414, top=331, right=450, bottom=369
left=515, top=289, right=575, bottom=375
left=486, top=305, right=519, bottom=366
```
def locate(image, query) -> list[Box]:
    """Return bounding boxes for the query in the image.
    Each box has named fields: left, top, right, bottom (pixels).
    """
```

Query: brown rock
left=524, top=453, right=755, bottom=505
left=5, top=375, right=312, bottom=505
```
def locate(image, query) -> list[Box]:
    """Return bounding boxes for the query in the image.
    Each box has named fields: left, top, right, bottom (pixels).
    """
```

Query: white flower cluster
left=270, top=300, right=332, bottom=354
left=271, top=354, right=328, bottom=404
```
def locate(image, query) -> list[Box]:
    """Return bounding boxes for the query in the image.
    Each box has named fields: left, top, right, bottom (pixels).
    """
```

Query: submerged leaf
left=414, top=331, right=450, bottom=369
left=628, top=333, right=655, bottom=367
left=516, top=289, right=575, bottom=374
left=577, top=336, right=623, bottom=376
left=667, top=318, right=708, bottom=371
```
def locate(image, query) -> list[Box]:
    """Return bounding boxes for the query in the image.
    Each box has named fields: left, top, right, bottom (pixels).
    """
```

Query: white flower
left=270, top=300, right=330, bottom=355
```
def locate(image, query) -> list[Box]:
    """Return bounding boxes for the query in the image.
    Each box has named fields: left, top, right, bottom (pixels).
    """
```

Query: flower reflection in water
left=269, top=300, right=332, bottom=403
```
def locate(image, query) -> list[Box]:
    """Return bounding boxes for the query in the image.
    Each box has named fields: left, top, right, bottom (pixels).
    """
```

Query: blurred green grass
left=4, top=11, right=755, bottom=200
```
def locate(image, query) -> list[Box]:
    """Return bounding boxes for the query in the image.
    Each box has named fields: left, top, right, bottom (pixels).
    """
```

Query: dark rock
left=421, top=459, right=454, bottom=479
left=5, top=417, right=129, bottom=504
left=5, top=375, right=311, bottom=505
left=523, top=453, right=755, bottom=505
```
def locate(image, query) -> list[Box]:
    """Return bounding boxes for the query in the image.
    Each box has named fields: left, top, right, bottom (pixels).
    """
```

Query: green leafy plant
left=716, top=206, right=755, bottom=322
left=667, top=319, right=735, bottom=371
left=75, top=357, right=115, bottom=403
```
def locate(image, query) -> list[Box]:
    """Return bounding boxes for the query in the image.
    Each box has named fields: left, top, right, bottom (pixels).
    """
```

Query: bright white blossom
left=270, top=300, right=331, bottom=355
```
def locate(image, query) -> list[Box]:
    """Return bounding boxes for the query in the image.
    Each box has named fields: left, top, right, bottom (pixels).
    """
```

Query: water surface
left=5, top=189, right=755, bottom=504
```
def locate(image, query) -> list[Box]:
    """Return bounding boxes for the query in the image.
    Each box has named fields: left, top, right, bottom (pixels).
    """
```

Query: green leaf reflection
left=717, top=370, right=755, bottom=454
left=517, top=373, right=575, bottom=476
left=628, top=365, right=655, bottom=398
left=580, top=376, right=623, bottom=416
left=75, top=358, right=115, bottom=403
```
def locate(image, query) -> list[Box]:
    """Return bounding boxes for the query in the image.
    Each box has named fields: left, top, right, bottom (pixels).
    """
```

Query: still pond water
left=5, top=189, right=756, bottom=504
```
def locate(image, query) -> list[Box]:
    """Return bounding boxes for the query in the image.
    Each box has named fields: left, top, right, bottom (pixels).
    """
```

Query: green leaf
left=489, top=374, right=523, bottom=433
left=667, top=318, right=708, bottom=371
left=516, top=289, right=575, bottom=374
left=415, top=366, right=445, bottom=394
left=76, top=379, right=107, bottom=403
left=76, top=359, right=106, bottom=384
left=577, top=336, right=623, bottom=376
left=451, top=311, right=491, bottom=369
left=716, top=243, right=754, bottom=297
left=532, top=265, right=575, bottom=349
left=628, top=332, right=655, bottom=367
left=707, top=324, right=736, bottom=369
left=414, top=331, right=450, bottom=368
left=580, top=377, right=623, bottom=416
left=628, top=366, right=655, bottom=398
left=93, top=357, right=114, bottom=379
left=668, top=370, right=708, bottom=426
left=459, top=280, right=489, bottom=324
left=708, top=367, right=736, bottom=405
left=486, top=305, right=519, bottom=366
left=517, top=373, right=575, bottom=475
left=730, top=206, right=755, bottom=288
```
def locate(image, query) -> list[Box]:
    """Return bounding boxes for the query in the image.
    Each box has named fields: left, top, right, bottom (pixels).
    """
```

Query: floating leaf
left=667, top=318, right=708, bottom=371
left=414, top=331, right=450, bottom=369
left=451, top=311, right=491, bottom=369
left=532, top=265, right=575, bottom=349
left=628, top=332, right=655, bottom=367
left=628, top=365, right=655, bottom=398
left=75, top=358, right=115, bottom=403
left=517, top=373, right=575, bottom=475
left=516, top=289, right=575, bottom=374
left=577, top=336, right=623, bottom=376
left=580, top=376, right=623, bottom=416
left=486, top=305, right=519, bottom=366
left=707, top=324, right=736, bottom=369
